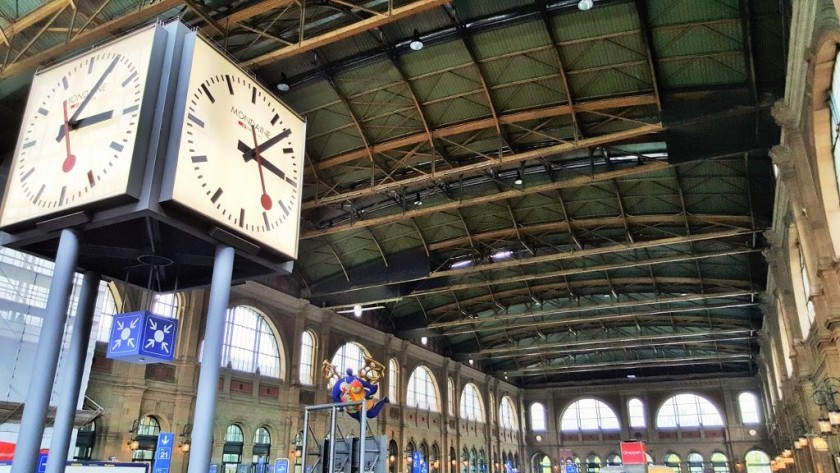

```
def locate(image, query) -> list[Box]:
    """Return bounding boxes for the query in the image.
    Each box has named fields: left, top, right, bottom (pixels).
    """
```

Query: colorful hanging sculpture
left=322, top=355, right=389, bottom=420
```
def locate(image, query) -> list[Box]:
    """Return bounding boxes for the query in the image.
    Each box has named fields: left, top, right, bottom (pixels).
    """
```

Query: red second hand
left=252, top=125, right=272, bottom=210
left=62, top=101, right=75, bottom=172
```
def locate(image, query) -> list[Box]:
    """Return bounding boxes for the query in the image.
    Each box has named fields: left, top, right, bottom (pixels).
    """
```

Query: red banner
left=620, top=441, right=647, bottom=465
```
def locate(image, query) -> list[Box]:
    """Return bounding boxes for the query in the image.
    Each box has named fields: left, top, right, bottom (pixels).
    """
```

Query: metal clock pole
left=11, top=229, right=81, bottom=473
left=188, top=244, right=236, bottom=473
left=46, top=270, right=100, bottom=473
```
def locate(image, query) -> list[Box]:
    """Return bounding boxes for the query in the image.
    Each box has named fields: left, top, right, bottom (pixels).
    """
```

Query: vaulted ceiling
left=0, top=0, right=788, bottom=388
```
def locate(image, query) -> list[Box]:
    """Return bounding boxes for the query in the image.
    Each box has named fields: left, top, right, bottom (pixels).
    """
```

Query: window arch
left=499, top=396, right=517, bottom=430
left=628, top=398, right=646, bottom=428
left=664, top=454, right=682, bottom=473
left=253, top=427, right=271, bottom=463
left=132, top=415, right=161, bottom=461
left=489, top=392, right=496, bottom=423
left=389, top=358, right=399, bottom=403
left=711, top=453, right=729, bottom=473
left=687, top=453, right=703, bottom=473
left=656, top=393, right=723, bottom=428
left=407, top=365, right=440, bottom=411
left=606, top=455, right=621, bottom=466
left=212, top=306, right=283, bottom=378
left=223, top=424, right=245, bottom=473
left=150, top=292, right=181, bottom=318
left=789, top=234, right=815, bottom=338
left=460, top=383, right=485, bottom=422
left=329, top=342, right=369, bottom=387
left=560, top=398, right=620, bottom=431
left=737, top=392, right=760, bottom=424
left=300, top=330, right=316, bottom=385
left=745, top=450, right=770, bottom=473
left=585, top=455, right=601, bottom=473
left=530, top=402, right=546, bottom=431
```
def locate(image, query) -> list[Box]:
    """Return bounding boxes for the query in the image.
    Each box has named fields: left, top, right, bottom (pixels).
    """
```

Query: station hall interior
left=2, top=1, right=840, bottom=473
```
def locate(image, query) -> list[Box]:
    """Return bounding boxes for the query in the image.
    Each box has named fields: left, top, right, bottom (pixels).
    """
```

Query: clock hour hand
left=55, top=110, right=114, bottom=142
left=242, top=128, right=291, bottom=159
left=68, top=56, right=118, bottom=125
left=238, top=140, right=288, bottom=181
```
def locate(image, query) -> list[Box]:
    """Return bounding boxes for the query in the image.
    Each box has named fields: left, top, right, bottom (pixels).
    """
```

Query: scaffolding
left=300, top=400, right=387, bottom=473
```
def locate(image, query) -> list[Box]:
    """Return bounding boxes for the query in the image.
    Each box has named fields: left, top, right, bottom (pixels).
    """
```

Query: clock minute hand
left=55, top=110, right=114, bottom=142
left=242, top=128, right=291, bottom=159
left=68, top=56, right=118, bottom=125
left=238, top=140, right=288, bottom=181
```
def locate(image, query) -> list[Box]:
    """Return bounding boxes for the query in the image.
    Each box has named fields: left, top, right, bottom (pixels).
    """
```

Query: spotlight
left=276, top=73, right=290, bottom=92
left=409, top=29, right=424, bottom=51
left=578, top=0, right=593, bottom=10
left=353, top=304, right=362, bottom=317
left=513, top=171, right=523, bottom=185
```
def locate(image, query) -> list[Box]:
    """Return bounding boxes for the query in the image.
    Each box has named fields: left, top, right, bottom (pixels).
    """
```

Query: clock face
left=0, top=25, right=160, bottom=229
left=167, top=36, right=305, bottom=259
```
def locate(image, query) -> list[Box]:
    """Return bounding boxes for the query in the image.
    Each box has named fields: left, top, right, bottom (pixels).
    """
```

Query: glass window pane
left=530, top=403, right=546, bottom=432
left=459, top=383, right=484, bottom=421
left=560, top=398, right=620, bottom=432
left=656, top=394, right=723, bottom=428
left=300, top=331, right=315, bottom=385
left=499, top=397, right=516, bottom=430
left=738, top=392, right=760, bottom=425
left=407, top=366, right=439, bottom=412
left=629, top=398, right=646, bottom=428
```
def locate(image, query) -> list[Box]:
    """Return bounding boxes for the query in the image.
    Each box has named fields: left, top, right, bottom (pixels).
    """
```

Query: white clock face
left=168, top=37, right=305, bottom=259
left=0, top=26, right=159, bottom=228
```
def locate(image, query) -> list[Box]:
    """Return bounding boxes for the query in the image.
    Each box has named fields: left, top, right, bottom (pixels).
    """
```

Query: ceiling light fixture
left=353, top=304, right=362, bottom=317
left=409, top=29, right=424, bottom=51
left=513, top=171, right=523, bottom=185
left=578, top=0, right=594, bottom=10
left=276, top=73, right=290, bottom=92
left=450, top=258, right=473, bottom=269
left=491, top=249, right=513, bottom=260
left=336, top=304, right=386, bottom=315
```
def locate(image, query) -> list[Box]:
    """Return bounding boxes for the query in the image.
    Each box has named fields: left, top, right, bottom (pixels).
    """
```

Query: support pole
left=46, top=271, right=100, bottom=473
left=12, top=228, right=81, bottom=473
left=187, top=244, right=235, bottom=473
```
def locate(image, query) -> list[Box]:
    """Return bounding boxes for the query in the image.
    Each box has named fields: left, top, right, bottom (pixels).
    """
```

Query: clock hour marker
left=283, top=147, right=294, bottom=154
left=278, top=200, right=289, bottom=217
left=251, top=87, right=256, bottom=104
left=34, top=184, right=45, bottom=203
left=121, top=71, right=138, bottom=87
left=191, top=155, right=208, bottom=163
left=271, top=114, right=279, bottom=125
left=22, top=140, right=36, bottom=149
left=239, top=208, right=246, bottom=227
left=226, top=75, right=234, bottom=95
left=263, top=212, right=270, bottom=229
left=123, top=104, right=139, bottom=115
left=62, top=77, right=69, bottom=90
left=285, top=177, right=297, bottom=187
left=211, top=187, right=223, bottom=203
left=87, top=57, right=95, bottom=74
left=187, top=114, right=205, bottom=128
left=201, top=84, right=215, bottom=103
left=110, top=141, right=124, bottom=152
left=21, top=167, right=35, bottom=181
left=87, top=170, right=96, bottom=187
left=59, top=186, right=66, bottom=206
left=37, top=107, right=49, bottom=116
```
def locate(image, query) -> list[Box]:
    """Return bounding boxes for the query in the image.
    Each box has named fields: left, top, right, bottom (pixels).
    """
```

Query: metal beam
left=502, top=353, right=752, bottom=376
left=183, top=0, right=225, bottom=36
left=2, top=0, right=72, bottom=40
left=201, top=0, right=288, bottom=35
left=241, top=0, right=451, bottom=67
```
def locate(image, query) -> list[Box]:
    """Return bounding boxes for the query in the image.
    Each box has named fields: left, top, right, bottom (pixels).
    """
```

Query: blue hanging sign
left=275, top=458, right=290, bottom=473
left=107, top=310, right=178, bottom=363
left=152, top=432, right=175, bottom=473
left=565, top=464, right=578, bottom=473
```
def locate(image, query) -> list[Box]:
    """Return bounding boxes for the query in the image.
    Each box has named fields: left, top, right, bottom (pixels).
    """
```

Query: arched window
left=431, top=443, right=441, bottom=473
left=329, top=342, right=368, bottom=387
left=407, top=365, right=439, bottom=411
left=560, top=398, right=620, bottom=431
left=606, top=455, right=621, bottom=466
left=132, top=416, right=161, bottom=461
left=300, top=330, right=316, bottom=385
left=530, top=402, right=547, bottom=431
left=775, top=298, right=794, bottom=377
left=656, top=394, right=723, bottom=428
left=460, top=383, right=485, bottom=422
left=586, top=455, right=601, bottom=473
left=220, top=306, right=282, bottom=377
left=253, top=427, right=271, bottom=463
left=687, top=453, right=703, bottom=473
left=711, top=453, right=729, bottom=473
left=745, top=450, right=770, bottom=473
left=151, top=293, right=181, bottom=318
left=389, top=358, right=399, bottom=403
left=389, top=440, right=399, bottom=473
left=489, top=392, right=496, bottom=423
left=628, top=398, right=646, bottom=428
left=74, top=422, right=95, bottom=460
left=537, top=455, right=551, bottom=473
left=448, top=378, right=455, bottom=416
left=499, top=396, right=517, bottom=430
left=790, top=237, right=815, bottom=338
left=223, top=424, right=245, bottom=473
left=738, top=392, right=760, bottom=424
left=664, top=454, right=682, bottom=473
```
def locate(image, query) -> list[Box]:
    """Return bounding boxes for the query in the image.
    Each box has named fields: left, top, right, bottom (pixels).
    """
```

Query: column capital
left=771, top=100, right=797, bottom=128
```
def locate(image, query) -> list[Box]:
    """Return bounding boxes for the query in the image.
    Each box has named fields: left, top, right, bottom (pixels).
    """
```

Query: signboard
left=258, top=458, right=265, bottom=473
left=564, top=464, right=578, bottom=473
left=620, top=441, right=647, bottom=465
left=37, top=454, right=49, bottom=473
left=107, top=311, right=178, bottom=364
left=152, top=432, right=174, bottom=473
left=275, top=457, right=290, bottom=473
left=412, top=451, right=422, bottom=473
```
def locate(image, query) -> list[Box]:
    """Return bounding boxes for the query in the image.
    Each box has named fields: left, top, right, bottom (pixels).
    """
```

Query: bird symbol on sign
left=111, top=318, right=139, bottom=350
